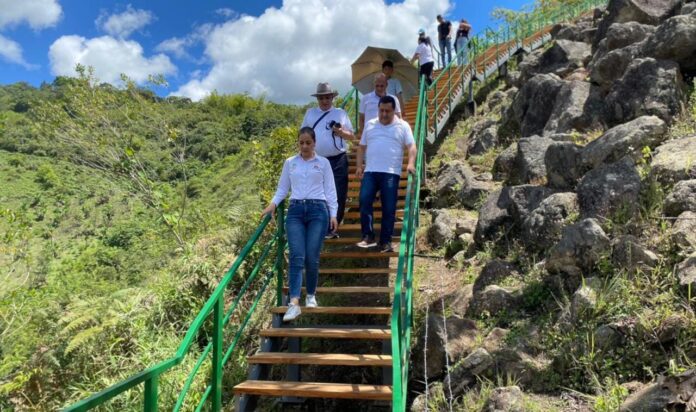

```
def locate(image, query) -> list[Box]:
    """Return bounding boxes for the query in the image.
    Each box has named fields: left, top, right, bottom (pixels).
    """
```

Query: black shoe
left=325, top=231, right=340, bottom=239
left=356, top=236, right=377, bottom=248
left=379, top=242, right=394, bottom=253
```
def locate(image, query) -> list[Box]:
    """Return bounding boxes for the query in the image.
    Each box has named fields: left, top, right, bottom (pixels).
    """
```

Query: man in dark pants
left=355, top=96, right=416, bottom=252
left=301, top=82, right=355, bottom=238
left=437, top=14, right=453, bottom=67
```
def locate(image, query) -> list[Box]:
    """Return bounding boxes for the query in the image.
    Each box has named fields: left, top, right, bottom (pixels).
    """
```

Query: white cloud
left=215, top=8, right=239, bottom=19
left=0, top=0, right=62, bottom=30
left=155, top=23, right=212, bottom=61
left=171, top=0, right=451, bottom=103
left=49, top=35, right=176, bottom=84
left=96, top=5, right=154, bottom=38
left=0, top=34, right=36, bottom=68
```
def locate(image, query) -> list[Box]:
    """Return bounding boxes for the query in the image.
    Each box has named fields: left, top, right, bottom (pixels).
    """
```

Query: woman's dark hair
left=298, top=126, right=316, bottom=142
left=418, top=36, right=431, bottom=45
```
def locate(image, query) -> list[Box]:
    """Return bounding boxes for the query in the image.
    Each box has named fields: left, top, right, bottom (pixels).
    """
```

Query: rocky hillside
left=414, top=0, right=696, bottom=410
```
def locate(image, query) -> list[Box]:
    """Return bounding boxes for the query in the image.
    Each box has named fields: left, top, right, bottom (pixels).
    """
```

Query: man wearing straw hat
left=301, top=82, right=355, bottom=238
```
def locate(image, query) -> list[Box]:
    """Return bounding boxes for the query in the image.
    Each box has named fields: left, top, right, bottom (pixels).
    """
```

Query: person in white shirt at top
left=263, top=127, right=339, bottom=322
left=382, top=60, right=405, bottom=115
left=300, top=82, right=355, bottom=239
left=355, top=95, right=417, bottom=253
left=359, top=73, right=402, bottom=132
left=411, top=29, right=435, bottom=86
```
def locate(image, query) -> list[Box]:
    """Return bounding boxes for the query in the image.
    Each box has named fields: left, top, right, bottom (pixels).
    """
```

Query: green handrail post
left=143, top=376, right=158, bottom=411
left=275, top=203, right=285, bottom=306
left=211, top=296, right=224, bottom=411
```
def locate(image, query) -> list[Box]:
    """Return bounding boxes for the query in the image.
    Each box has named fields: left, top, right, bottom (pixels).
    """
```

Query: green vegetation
left=0, top=68, right=305, bottom=410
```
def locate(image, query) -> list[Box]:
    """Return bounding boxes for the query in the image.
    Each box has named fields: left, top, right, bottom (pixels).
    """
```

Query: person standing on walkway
left=437, top=14, right=453, bottom=67
left=263, top=127, right=339, bottom=322
left=455, top=19, right=472, bottom=65
left=382, top=60, right=405, bottom=115
left=301, top=82, right=355, bottom=239
left=355, top=96, right=416, bottom=253
left=359, top=73, right=401, bottom=132
left=411, top=30, right=435, bottom=86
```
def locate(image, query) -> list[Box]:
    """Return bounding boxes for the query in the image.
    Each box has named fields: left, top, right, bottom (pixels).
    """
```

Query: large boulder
left=577, top=157, right=642, bottom=218
left=570, top=286, right=598, bottom=322
left=432, top=160, right=471, bottom=207
left=510, top=136, right=556, bottom=185
left=642, top=12, right=696, bottom=72
left=650, top=136, right=696, bottom=185
left=671, top=211, right=696, bottom=253
left=468, top=123, right=500, bottom=156
left=589, top=42, right=643, bottom=87
left=543, top=80, right=606, bottom=136
left=475, top=188, right=514, bottom=244
left=507, top=185, right=556, bottom=225
left=606, top=21, right=657, bottom=50
left=605, top=58, right=687, bottom=125
left=447, top=348, right=495, bottom=397
left=677, top=254, right=696, bottom=293
left=545, top=142, right=585, bottom=190
left=503, top=74, right=565, bottom=138
left=581, top=115, right=667, bottom=169
left=460, top=175, right=497, bottom=210
left=664, top=179, right=696, bottom=216
left=527, top=40, right=592, bottom=80
left=612, top=235, right=660, bottom=271
left=595, top=0, right=682, bottom=47
left=521, top=192, right=580, bottom=251
left=546, top=218, right=611, bottom=276
left=493, top=143, right=518, bottom=181
left=415, top=314, right=478, bottom=378
left=468, top=285, right=520, bottom=317
left=473, top=259, right=522, bottom=293
left=619, top=370, right=696, bottom=412
left=483, top=386, right=525, bottom=412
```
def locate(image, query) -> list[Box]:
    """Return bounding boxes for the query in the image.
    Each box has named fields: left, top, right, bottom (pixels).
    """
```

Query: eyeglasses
left=317, top=96, right=333, bottom=101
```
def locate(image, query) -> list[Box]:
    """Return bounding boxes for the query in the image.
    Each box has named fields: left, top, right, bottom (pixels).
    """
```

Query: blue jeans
left=285, top=199, right=329, bottom=300
left=439, top=38, right=452, bottom=67
left=359, top=172, right=400, bottom=245
left=455, top=38, right=468, bottom=65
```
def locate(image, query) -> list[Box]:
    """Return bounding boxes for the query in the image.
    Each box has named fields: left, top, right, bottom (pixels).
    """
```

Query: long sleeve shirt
left=271, top=154, right=338, bottom=218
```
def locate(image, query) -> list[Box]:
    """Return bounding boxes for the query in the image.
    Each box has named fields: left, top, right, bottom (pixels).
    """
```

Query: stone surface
left=671, top=211, right=696, bottom=253
left=510, top=136, right=556, bottom=185
left=433, top=160, right=471, bottom=207
left=416, top=314, right=478, bottom=378
left=545, top=142, right=585, bottom=190
left=571, top=286, right=598, bottom=322
left=577, top=157, right=641, bottom=218
left=507, top=185, right=556, bottom=225
left=468, top=119, right=499, bottom=156
left=537, top=40, right=593, bottom=78
left=664, top=179, right=696, bottom=216
left=594, top=323, right=626, bottom=350
left=650, top=136, right=696, bottom=185
left=475, top=188, right=514, bottom=244
left=447, top=348, right=495, bottom=397
left=606, top=58, right=687, bottom=125
left=589, top=42, right=642, bottom=87
left=483, top=386, right=524, bottom=412
left=581, top=115, right=667, bottom=169
left=606, top=21, right=657, bottom=50
left=490, top=348, right=549, bottom=389
left=642, top=12, right=696, bottom=71
left=595, top=0, right=682, bottom=47
left=677, top=254, right=696, bottom=293
left=503, top=73, right=565, bottom=138
left=543, top=80, right=606, bottom=136
left=521, top=192, right=580, bottom=251
left=474, top=259, right=521, bottom=293
left=468, top=285, right=519, bottom=317
left=619, top=382, right=679, bottom=412
left=612, top=235, right=660, bottom=271
left=493, top=143, right=518, bottom=181
left=546, top=218, right=611, bottom=276
left=460, top=175, right=497, bottom=210
left=483, top=328, right=510, bottom=353
left=428, top=209, right=457, bottom=247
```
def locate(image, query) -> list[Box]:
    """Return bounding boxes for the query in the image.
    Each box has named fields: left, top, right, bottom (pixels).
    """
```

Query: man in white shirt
left=355, top=95, right=416, bottom=252
left=382, top=60, right=405, bottom=115
left=359, top=73, right=401, bottom=133
left=301, top=82, right=355, bottom=238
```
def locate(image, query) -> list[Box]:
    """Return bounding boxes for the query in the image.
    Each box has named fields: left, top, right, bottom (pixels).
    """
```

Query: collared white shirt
left=301, top=107, right=354, bottom=158
left=360, top=118, right=415, bottom=175
left=271, top=154, right=338, bottom=217
left=359, top=91, right=402, bottom=124
left=386, top=77, right=403, bottom=98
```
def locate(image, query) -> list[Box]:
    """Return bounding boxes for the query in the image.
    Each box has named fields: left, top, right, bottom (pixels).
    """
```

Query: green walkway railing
left=390, top=0, right=608, bottom=409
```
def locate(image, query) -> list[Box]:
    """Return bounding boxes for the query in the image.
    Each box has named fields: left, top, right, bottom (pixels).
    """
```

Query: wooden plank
left=259, top=327, right=391, bottom=340
left=281, top=286, right=392, bottom=294
left=270, top=306, right=392, bottom=315
left=233, top=380, right=393, bottom=401
left=348, top=180, right=408, bottom=189
left=319, top=268, right=396, bottom=274
left=324, top=237, right=399, bottom=245
left=339, top=223, right=403, bottom=231
left=346, top=200, right=406, bottom=208
left=342, top=210, right=405, bottom=219
left=247, top=353, right=392, bottom=366
left=321, top=251, right=399, bottom=259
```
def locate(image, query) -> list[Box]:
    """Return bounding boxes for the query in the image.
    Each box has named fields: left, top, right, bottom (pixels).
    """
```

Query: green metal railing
left=390, top=1, right=608, bottom=410
left=64, top=202, right=286, bottom=411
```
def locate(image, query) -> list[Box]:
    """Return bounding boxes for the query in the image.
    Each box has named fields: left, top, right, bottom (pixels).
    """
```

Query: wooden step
left=324, top=236, right=399, bottom=245
left=282, top=286, right=392, bottom=294
left=342, top=210, right=405, bottom=219
left=233, top=380, right=393, bottom=401
left=346, top=200, right=407, bottom=208
left=259, top=327, right=391, bottom=340
left=271, top=306, right=392, bottom=315
left=339, top=223, right=403, bottom=231
left=347, top=190, right=407, bottom=198
left=348, top=180, right=408, bottom=189
left=350, top=172, right=408, bottom=179
left=321, top=251, right=399, bottom=258
left=247, top=352, right=392, bottom=366
left=319, top=268, right=396, bottom=275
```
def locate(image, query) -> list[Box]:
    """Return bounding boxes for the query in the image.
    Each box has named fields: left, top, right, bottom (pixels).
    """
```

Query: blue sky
left=0, top=0, right=530, bottom=103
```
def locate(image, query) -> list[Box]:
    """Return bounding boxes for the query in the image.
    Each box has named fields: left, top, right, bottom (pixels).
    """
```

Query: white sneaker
left=305, top=294, right=318, bottom=308
left=283, top=303, right=301, bottom=322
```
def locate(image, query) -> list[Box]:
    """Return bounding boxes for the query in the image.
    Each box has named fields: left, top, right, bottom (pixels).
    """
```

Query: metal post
left=211, top=296, right=224, bottom=412
left=447, top=67, right=452, bottom=117
left=275, top=205, right=285, bottom=307
left=144, top=376, right=158, bottom=412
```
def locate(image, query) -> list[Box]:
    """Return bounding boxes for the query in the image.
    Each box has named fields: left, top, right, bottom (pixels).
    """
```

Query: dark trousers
left=419, top=62, right=434, bottom=86
left=359, top=172, right=400, bottom=245
left=327, top=152, right=348, bottom=227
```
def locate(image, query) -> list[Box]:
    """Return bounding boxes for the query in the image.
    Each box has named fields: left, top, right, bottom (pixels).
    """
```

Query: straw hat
left=311, top=82, right=338, bottom=97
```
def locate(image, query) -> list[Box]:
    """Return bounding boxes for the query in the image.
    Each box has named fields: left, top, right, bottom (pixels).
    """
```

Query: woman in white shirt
left=263, top=127, right=339, bottom=321
left=411, top=29, right=435, bottom=86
